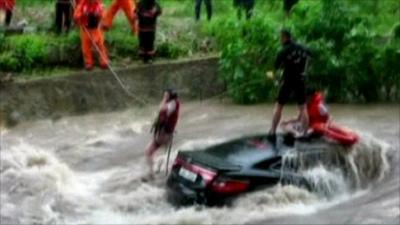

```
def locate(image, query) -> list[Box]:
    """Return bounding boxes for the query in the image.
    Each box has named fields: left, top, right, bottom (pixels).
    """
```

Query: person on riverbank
left=102, top=0, right=137, bottom=34
left=135, top=0, right=161, bottom=63
left=0, top=0, right=15, bottom=27
left=281, top=88, right=359, bottom=145
left=233, top=0, right=255, bottom=20
left=74, top=0, right=109, bottom=70
left=268, top=29, right=311, bottom=136
left=144, top=89, right=180, bottom=180
left=55, top=0, right=73, bottom=34
left=195, top=0, right=212, bottom=21
left=283, top=0, right=299, bottom=18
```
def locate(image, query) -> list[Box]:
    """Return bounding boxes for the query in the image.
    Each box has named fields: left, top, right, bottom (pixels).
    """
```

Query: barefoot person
left=269, top=29, right=312, bottom=136
left=145, top=89, right=180, bottom=179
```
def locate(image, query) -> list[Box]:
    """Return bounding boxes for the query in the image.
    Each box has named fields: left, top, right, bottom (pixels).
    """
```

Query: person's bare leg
left=297, top=104, right=309, bottom=134
left=145, top=140, right=158, bottom=178
left=269, top=103, right=284, bottom=134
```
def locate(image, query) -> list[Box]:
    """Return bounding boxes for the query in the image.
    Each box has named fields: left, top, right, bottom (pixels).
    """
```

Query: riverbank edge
left=0, top=56, right=224, bottom=126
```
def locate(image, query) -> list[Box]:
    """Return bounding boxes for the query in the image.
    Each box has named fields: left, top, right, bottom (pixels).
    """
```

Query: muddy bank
left=0, top=56, right=223, bottom=125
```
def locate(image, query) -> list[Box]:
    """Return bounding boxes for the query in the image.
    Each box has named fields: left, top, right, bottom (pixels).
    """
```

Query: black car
left=166, top=133, right=312, bottom=206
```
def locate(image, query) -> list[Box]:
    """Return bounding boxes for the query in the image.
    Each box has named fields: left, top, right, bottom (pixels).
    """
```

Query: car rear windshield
left=204, top=138, right=277, bottom=165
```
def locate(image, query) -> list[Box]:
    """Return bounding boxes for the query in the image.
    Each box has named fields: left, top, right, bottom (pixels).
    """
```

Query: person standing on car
left=74, top=0, right=109, bottom=70
left=145, top=89, right=180, bottom=180
left=268, top=29, right=311, bottom=136
left=135, top=0, right=161, bottom=63
left=0, top=0, right=15, bottom=27
left=195, top=0, right=212, bottom=21
left=233, top=0, right=254, bottom=20
left=55, top=0, right=74, bottom=34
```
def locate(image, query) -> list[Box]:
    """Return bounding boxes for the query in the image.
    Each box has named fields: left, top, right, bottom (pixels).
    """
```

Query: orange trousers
left=80, top=28, right=109, bottom=68
left=102, top=0, right=136, bottom=32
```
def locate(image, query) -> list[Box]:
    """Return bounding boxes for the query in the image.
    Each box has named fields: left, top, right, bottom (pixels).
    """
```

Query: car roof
left=202, top=135, right=283, bottom=166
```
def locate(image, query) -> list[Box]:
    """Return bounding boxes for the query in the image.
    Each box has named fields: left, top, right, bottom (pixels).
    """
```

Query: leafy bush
left=213, top=18, right=279, bottom=104
left=0, top=53, right=20, bottom=72
left=209, top=0, right=400, bottom=103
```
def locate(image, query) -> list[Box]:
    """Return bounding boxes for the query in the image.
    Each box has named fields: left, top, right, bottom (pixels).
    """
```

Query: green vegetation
left=204, top=0, right=400, bottom=103
left=0, top=0, right=399, bottom=103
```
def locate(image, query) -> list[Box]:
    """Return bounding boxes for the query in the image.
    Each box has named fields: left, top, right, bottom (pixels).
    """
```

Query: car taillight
left=211, top=178, right=249, bottom=194
left=172, top=156, right=216, bottom=184
left=173, top=156, right=185, bottom=167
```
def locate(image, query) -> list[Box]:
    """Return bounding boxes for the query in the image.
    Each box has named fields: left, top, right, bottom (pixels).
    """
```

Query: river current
left=1, top=102, right=399, bottom=224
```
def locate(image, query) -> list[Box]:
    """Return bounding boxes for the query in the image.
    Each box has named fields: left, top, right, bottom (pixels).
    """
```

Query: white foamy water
left=1, top=103, right=398, bottom=224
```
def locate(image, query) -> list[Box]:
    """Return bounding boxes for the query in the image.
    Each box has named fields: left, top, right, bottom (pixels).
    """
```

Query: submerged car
left=166, top=133, right=313, bottom=206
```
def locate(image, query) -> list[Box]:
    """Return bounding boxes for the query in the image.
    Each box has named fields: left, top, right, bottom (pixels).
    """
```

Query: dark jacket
left=136, top=0, right=162, bottom=32
left=275, top=40, right=312, bottom=81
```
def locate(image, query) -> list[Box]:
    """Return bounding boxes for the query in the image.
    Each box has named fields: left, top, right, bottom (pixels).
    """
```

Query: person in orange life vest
left=102, top=0, right=137, bottom=34
left=74, top=0, right=109, bottom=70
left=0, top=0, right=15, bottom=26
left=145, top=89, right=180, bottom=179
left=281, top=88, right=359, bottom=145
left=135, top=0, right=161, bottom=63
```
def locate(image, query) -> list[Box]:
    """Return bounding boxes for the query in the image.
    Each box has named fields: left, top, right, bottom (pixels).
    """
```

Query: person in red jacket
left=102, top=0, right=137, bottom=34
left=0, top=0, right=15, bottom=26
left=145, top=89, right=180, bottom=179
left=135, top=0, right=161, bottom=63
left=74, top=0, right=109, bottom=70
left=281, top=88, right=358, bottom=145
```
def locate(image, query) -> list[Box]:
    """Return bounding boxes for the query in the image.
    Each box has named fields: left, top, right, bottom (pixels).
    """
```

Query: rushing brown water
left=1, top=102, right=399, bottom=224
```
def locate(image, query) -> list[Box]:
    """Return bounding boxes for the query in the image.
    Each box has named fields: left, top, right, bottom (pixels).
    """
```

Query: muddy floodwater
left=1, top=102, right=399, bottom=224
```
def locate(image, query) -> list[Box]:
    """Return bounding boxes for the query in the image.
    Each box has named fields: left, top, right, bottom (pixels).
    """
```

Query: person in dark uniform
left=55, top=0, right=74, bottom=33
left=283, top=0, right=299, bottom=17
left=195, top=0, right=212, bottom=21
left=269, top=29, right=312, bottom=136
left=233, top=0, right=254, bottom=20
left=135, top=0, right=162, bottom=63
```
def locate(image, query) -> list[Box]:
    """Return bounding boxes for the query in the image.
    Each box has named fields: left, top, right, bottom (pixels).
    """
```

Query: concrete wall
left=0, top=57, right=224, bottom=125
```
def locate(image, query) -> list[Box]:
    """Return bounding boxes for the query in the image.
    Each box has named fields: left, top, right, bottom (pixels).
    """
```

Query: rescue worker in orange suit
left=135, top=0, right=161, bottom=63
left=281, top=88, right=359, bottom=145
left=144, top=89, right=180, bottom=180
left=102, top=0, right=137, bottom=33
left=74, top=0, right=109, bottom=70
left=0, top=0, right=15, bottom=27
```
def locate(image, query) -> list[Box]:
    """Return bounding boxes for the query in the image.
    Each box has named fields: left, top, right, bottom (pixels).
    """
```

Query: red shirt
left=158, top=99, right=180, bottom=134
left=307, top=92, right=329, bottom=127
left=0, top=0, right=15, bottom=11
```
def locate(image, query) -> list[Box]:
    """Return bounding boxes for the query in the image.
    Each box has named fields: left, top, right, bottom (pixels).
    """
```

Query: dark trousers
left=283, top=0, right=299, bottom=14
left=195, top=0, right=212, bottom=21
left=4, top=10, right=12, bottom=26
left=234, top=0, right=255, bottom=20
left=139, top=30, right=156, bottom=62
left=55, top=2, right=72, bottom=33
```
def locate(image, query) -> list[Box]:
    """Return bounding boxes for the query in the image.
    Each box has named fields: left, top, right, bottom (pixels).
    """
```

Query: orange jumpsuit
left=74, top=0, right=109, bottom=70
left=102, top=0, right=137, bottom=33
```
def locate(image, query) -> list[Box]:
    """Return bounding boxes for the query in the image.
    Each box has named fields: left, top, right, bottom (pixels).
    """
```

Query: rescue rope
left=70, top=0, right=148, bottom=105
